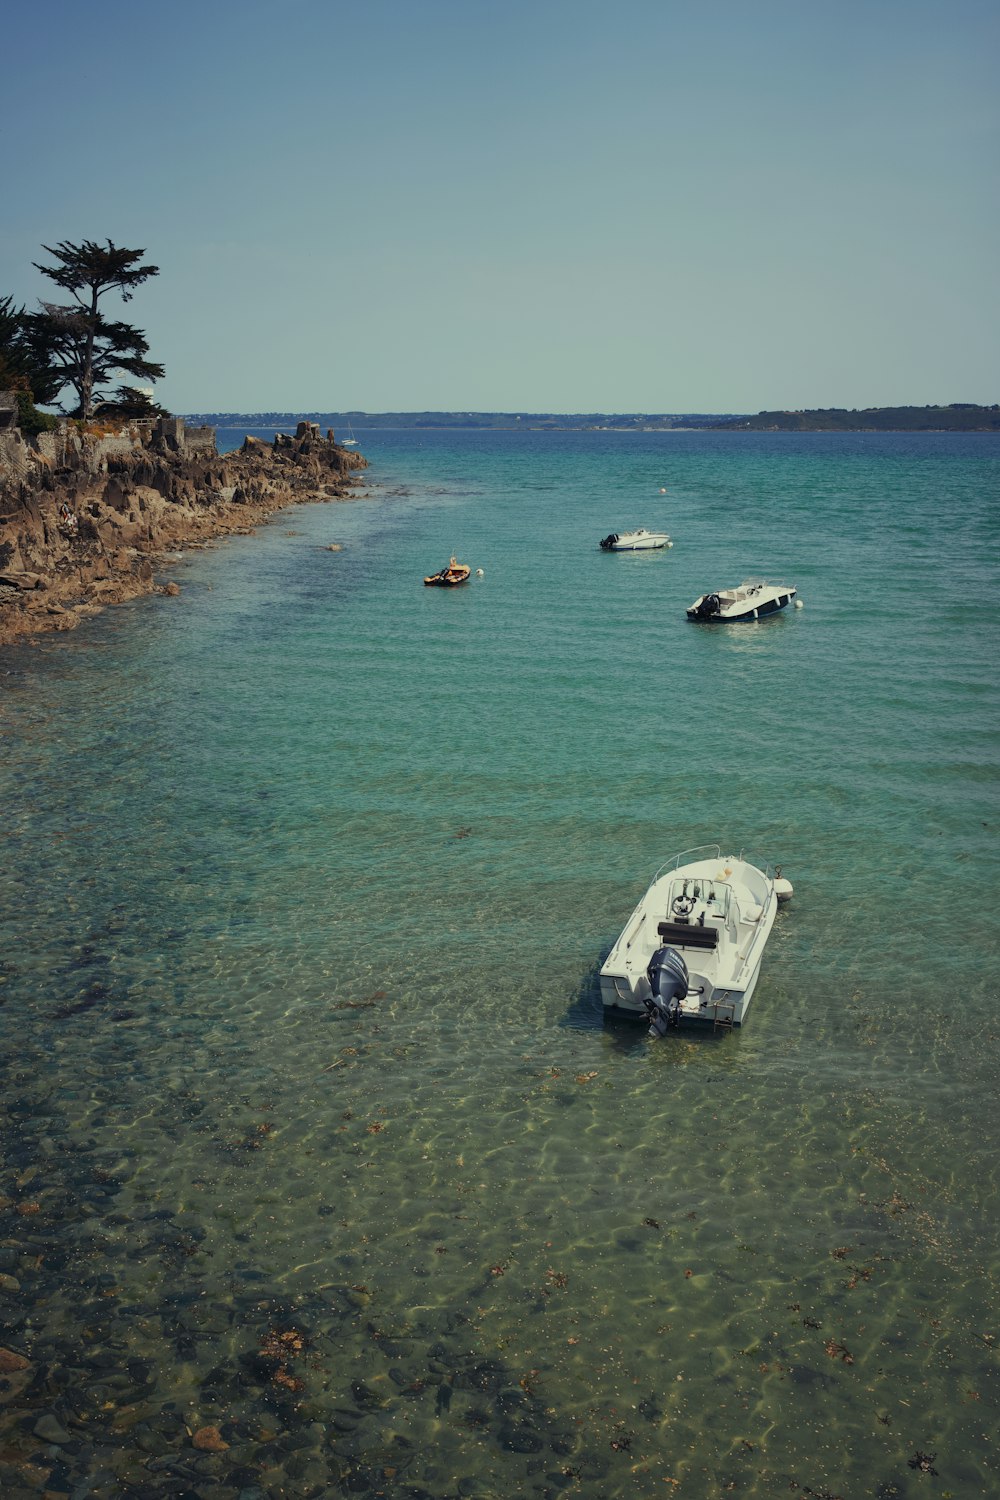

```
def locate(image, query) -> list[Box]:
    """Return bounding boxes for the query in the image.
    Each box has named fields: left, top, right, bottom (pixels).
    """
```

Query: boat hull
left=600, top=960, right=764, bottom=1026
left=600, top=529, right=671, bottom=551
left=599, top=847, right=778, bottom=1028
left=687, top=582, right=796, bottom=622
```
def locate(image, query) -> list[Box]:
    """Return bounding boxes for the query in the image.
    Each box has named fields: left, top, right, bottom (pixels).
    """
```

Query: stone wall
left=184, top=425, right=216, bottom=455
left=0, top=429, right=32, bottom=488
left=85, top=432, right=148, bottom=470
left=35, top=429, right=69, bottom=466
left=0, top=416, right=218, bottom=495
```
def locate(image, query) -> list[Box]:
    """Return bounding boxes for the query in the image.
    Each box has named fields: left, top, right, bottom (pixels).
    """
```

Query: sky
left=2, top=0, right=997, bottom=414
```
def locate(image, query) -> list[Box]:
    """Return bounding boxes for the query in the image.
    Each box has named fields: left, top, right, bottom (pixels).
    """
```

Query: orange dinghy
left=424, top=561, right=471, bottom=587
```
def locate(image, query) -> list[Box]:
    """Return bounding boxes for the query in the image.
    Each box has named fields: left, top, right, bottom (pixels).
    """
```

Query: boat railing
left=733, top=893, right=775, bottom=982
left=621, top=908, right=648, bottom=952
left=648, top=845, right=722, bottom=887
left=616, top=845, right=777, bottom=959
left=612, top=846, right=723, bottom=955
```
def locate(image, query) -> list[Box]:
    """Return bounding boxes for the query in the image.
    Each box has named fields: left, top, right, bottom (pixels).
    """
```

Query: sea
left=1, top=426, right=998, bottom=1499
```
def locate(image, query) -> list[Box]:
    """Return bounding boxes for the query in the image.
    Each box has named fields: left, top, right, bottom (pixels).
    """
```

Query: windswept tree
left=0, top=296, right=64, bottom=434
left=0, top=295, right=30, bottom=392
left=0, top=295, right=62, bottom=406
left=30, top=239, right=163, bottom=418
left=26, top=307, right=165, bottom=421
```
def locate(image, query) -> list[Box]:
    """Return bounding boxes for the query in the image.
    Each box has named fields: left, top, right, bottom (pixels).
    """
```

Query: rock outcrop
left=0, top=419, right=367, bottom=646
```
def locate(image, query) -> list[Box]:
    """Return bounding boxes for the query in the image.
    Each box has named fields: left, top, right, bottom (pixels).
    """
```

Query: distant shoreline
left=188, top=404, right=1000, bottom=435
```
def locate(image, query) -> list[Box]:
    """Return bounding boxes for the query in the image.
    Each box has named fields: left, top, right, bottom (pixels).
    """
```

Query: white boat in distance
left=600, top=845, right=787, bottom=1033
left=687, top=579, right=796, bottom=621
left=340, top=419, right=358, bottom=447
left=599, top=528, right=672, bottom=551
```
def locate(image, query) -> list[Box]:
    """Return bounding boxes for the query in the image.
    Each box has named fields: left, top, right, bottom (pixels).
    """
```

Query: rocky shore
left=0, top=417, right=367, bottom=648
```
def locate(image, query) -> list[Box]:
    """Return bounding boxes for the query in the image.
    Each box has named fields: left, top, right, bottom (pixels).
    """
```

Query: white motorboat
left=687, top=579, right=796, bottom=621
left=599, top=528, right=672, bottom=552
left=600, top=845, right=790, bottom=1033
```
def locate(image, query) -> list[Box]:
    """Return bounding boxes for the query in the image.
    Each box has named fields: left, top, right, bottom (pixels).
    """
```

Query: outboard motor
left=644, top=946, right=689, bottom=1037
left=599, top=533, right=619, bottom=551
left=696, top=593, right=721, bottom=618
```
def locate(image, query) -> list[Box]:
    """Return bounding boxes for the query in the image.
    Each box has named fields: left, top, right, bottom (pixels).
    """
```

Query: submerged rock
left=33, top=1411, right=72, bottom=1444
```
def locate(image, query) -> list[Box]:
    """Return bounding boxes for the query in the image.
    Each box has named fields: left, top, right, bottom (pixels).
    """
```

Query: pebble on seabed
left=192, top=1424, right=230, bottom=1451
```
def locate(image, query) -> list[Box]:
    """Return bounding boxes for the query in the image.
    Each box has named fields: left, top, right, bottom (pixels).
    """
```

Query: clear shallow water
left=1, top=429, right=999, bottom=1498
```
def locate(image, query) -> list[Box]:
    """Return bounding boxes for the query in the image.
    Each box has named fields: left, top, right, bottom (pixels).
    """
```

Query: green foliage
left=0, top=294, right=21, bottom=364
left=92, top=384, right=169, bottom=420
left=15, top=391, right=59, bottom=435
left=0, top=295, right=63, bottom=406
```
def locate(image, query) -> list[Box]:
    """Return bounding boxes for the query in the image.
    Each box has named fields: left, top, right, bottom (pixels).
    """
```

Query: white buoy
left=774, top=865, right=794, bottom=902
left=476, top=568, right=484, bottom=577
left=659, top=487, right=667, bottom=494
left=794, top=599, right=804, bottom=609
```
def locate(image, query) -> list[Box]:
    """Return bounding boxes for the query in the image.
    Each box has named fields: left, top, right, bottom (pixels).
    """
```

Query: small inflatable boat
left=424, top=563, right=471, bottom=587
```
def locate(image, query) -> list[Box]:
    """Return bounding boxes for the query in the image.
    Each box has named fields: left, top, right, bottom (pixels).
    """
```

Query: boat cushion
left=656, top=921, right=720, bottom=949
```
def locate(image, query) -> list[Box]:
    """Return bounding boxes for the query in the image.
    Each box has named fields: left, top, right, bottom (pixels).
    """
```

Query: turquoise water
left=1, top=428, right=998, bottom=1498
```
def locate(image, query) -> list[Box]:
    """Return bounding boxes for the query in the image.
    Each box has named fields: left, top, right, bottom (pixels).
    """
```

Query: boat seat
left=656, top=920, right=720, bottom=949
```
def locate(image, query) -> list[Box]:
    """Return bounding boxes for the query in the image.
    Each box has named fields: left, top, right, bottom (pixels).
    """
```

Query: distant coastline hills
left=184, top=404, right=999, bottom=433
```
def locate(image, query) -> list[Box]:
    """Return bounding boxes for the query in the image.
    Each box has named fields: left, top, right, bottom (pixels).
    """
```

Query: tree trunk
left=79, top=286, right=99, bottom=419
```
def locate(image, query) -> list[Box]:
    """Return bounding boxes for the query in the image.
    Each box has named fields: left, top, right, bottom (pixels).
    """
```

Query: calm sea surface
left=1, top=428, right=999, bottom=1498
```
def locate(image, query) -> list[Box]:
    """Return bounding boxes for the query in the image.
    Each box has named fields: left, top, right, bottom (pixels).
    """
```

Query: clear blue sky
left=3, top=0, right=997, bottom=414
